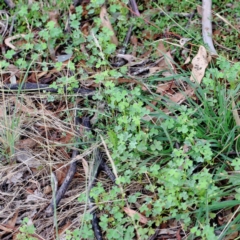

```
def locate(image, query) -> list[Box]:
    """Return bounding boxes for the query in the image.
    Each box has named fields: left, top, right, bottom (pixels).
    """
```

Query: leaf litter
left=0, top=0, right=239, bottom=239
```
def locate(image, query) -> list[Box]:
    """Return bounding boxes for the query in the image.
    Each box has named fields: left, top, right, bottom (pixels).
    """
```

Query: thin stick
left=45, top=117, right=80, bottom=216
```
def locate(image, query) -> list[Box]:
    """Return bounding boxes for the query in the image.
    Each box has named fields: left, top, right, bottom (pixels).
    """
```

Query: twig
left=45, top=117, right=81, bottom=216
left=111, top=25, right=132, bottom=67
left=129, top=0, right=140, bottom=17
left=2, top=83, right=95, bottom=96
left=202, top=0, right=218, bottom=56
left=4, top=0, right=15, bottom=8
left=4, top=34, right=26, bottom=50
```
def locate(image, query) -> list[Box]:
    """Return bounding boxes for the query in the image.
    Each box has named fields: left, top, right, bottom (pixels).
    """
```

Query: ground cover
left=0, top=0, right=239, bottom=239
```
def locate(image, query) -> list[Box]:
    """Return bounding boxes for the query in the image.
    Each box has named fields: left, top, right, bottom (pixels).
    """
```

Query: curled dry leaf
left=4, top=34, right=26, bottom=50
left=190, top=46, right=209, bottom=84
left=123, top=207, right=148, bottom=224
left=100, top=5, right=118, bottom=46
left=116, top=54, right=136, bottom=63
left=179, top=38, right=191, bottom=46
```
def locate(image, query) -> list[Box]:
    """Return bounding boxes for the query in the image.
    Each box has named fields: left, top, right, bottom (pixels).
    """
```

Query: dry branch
left=202, top=0, right=218, bottom=56
left=4, top=0, right=15, bottom=8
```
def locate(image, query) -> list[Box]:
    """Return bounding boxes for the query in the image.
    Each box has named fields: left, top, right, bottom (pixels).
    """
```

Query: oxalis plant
left=75, top=55, right=240, bottom=239
left=75, top=78, right=224, bottom=239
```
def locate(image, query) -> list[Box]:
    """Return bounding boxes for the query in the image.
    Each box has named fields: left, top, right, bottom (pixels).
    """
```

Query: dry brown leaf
left=130, top=35, right=138, bottom=56
left=81, top=22, right=90, bottom=36
left=6, top=210, right=19, bottom=229
left=15, top=150, right=42, bottom=168
left=0, top=224, right=13, bottom=232
left=123, top=207, right=148, bottom=224
left=116, top=54, right=136, bottom=63
left=190, top=46, right=209, bottom=84
left=59, top=132, right=74, bottom=144
left=176, top=229, right=182, bottom=240
left=58, top=221, right=72, bottom=236
left=44, top=185, right=52, bottom=195
left=146, top=101, right=157, bottom=112
left=15, top=138, right=37, bottom=149
left=82, top=158, right=89, bottom=177
left=48, top=10, right=60, bottom=27
left=0, top=209, right=18, bottom=233
left=156, top=82, right=173, bottom=94
left=100, top=6, right=118, bottom=46
left=184, top=56, right=191, bottom=65
left=26, top=189, right=45, bottom=202
left=155, top=41, right=167, bottom=57
left=55, top=164, right=70, bottom=186
left=197, top=5, right=203, bottom=16
left=7, top=172, right=24, bottom=184
left=169, top=87, right=194, bottom=103
left=223, top=230, right=239, bottom=240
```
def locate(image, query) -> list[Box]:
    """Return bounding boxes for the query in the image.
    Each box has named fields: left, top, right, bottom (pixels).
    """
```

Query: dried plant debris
left=0, top=0, right=239, bottom=239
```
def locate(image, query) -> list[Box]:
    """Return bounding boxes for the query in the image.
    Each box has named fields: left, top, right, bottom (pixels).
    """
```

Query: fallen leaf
left=55, top=164, right=70, bottom=186
left=58, top=221, right=71, bottom=236
left=155, top=41, right=167, bottom=57
left=184, top=56, right=191, bottom=64
left=48, top=10, right=60, bottom=27
left=59, top=132, right=74, bottom=144
left=43, top=185, right=52, bottom=195
left=156, top=82, right=173, bottom=94
left=197, top=5, right=203, bottom=16
left=15, top=138, right=37, bottom=149
left=5, top=210, right=18, bottom=229
left=179, top=38, right=191, bottom=47
left=26, top=189, right=45, bottom=202
left=123, top=207, right=148, bottom=224
left=7, top=171, right=23, bottom=184
left=15, top=150, right=42, bottom=168
left=130, top=35, right=138, bottom=56
left=116, top=54, right=136, bottom=63
left=169, top=87, right=194, bottom=103
left=176, top=229, right=182, bottom=240
left=0, top=224, right=13, bottom=232
left=4, top=34, right=26, bottom=50
left=82, top=158, right=89, bottom=177
left=190, top=46, right=209, bottom=84
left=100, top=5, right=118, bottom=46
